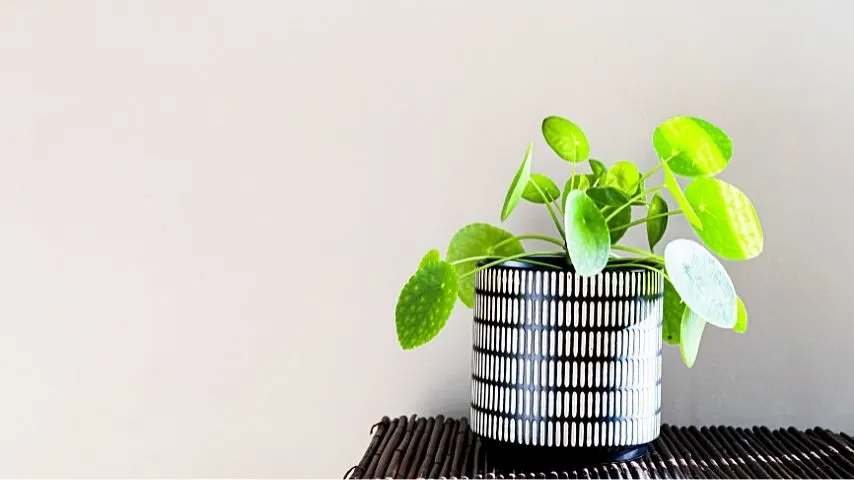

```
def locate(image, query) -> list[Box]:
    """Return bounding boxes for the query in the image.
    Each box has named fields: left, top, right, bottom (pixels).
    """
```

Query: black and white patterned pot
left=470, top=258, right=663, bottom=466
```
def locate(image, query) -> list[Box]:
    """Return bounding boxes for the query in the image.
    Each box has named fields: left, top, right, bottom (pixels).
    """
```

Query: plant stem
left=491, top=233, right=566, bottom=250
left=603, top=185, right=665, bottom=223
left=459, top=251, right=563, bottom=279
left=530, top=181, right=566, bottom=238
left=552, top=197, right=563, bottom=217
left=569, top=162, right=576, bottom=190
left=612, top=244, right=664, bottom=262
left=640, top=163, right=662, bottom=182
left=449, top=255, right=502, bottom=266
left=618, top=210, right=683, bottom=231
left=616, top=262, right=671, bottom=283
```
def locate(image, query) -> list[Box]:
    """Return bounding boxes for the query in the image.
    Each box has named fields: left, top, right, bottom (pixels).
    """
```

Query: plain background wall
left=1, top=0, right=852, bottom=477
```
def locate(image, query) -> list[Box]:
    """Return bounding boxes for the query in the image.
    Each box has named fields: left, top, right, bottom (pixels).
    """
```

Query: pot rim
left=476, top=254, right=661, bottom=272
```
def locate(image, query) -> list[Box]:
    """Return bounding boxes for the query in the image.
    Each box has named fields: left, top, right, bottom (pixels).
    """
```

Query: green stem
left=611, top=244, right=664, bottom=262
left=449, top=255, right=500, bottom=266
left=530, top=181, right=566, bottom=238
left=459, top=251, right=562, bottom=279
left=552, top=197, right=563, bottom=217
left=569, top=162, right=577, bottom=191
left=604, top=185, right=665, bottom=223
left=618, top=210, right=683, bottom=231
left=616, top=262, right=671, bottom=283
left=491, top=234, right=566, bottom=250
left=640, top=163, right=662, bottom=182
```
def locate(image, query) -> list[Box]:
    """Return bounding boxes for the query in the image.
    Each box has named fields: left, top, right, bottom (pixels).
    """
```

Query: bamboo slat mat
left=345, top=415, right=854, bottom=479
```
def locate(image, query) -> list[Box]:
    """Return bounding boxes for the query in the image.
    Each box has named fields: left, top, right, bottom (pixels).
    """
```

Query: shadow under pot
left=470, top=256, right=663, bottom=470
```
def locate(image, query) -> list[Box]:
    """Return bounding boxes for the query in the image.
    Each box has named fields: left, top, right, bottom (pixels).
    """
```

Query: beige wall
left=1, top=0, right=852, bottom=477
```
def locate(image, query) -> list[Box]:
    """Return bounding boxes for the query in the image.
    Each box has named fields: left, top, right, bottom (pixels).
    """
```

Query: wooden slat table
left=345, top=415, right=854, bottom=479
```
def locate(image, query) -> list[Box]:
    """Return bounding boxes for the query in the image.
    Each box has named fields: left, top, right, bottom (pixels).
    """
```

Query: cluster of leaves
left=395, top=116, right=763, bottom=367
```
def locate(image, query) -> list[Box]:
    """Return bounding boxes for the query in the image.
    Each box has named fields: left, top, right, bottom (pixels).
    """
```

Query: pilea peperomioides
left=394, top=115, right=762, bottom=367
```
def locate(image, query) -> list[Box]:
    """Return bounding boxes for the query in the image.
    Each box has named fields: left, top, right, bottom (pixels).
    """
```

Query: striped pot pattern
left=471, top=261, right=663, bottom=453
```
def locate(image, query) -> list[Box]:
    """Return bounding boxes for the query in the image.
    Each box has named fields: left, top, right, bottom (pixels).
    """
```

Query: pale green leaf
left=447, top=223, right=524, bottom=307
left=646, top=194, right=669, bottom=250
left=395, top=261, right=459, bottom=349
left=501, top=143, right=533, bottom=221
left=653, top=116, right=732, bottom=177
left=684, top=177, right=764, bottom=260
left=564, top=191, right=610, bottom=276
left=589, top=158, right=607, bottom=184
left=662, top=279, right=686, bottom=345
left=602, top=160, right=640, bottom=195
left=542, top=116, right=590, bottom=163
left=679, top=307, right=706, bottom=368
left=522, top=173, right=561, bottom=204
left=664, top=239, right=737, bottom=328
left=419, top=249, right=441, bottom=268
left=734, top=297, right=748, bottom=333
left=662, top=160, right=702, bottom=228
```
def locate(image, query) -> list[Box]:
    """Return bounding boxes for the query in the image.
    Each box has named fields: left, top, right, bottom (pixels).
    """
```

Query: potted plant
left=394, top=115, right=762, bottom=466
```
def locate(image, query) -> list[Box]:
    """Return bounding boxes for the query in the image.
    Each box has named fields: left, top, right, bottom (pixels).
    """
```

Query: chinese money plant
left=395, top=115, right=763, bottom=367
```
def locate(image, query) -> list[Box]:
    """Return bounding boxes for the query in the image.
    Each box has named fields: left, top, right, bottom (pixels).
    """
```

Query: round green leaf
left=684, top=177, right=764, bottom=260
left=653, top=116, right=732, bottom=177
left=419, top=249, right=441, bottom=268
left=662, top=160, right=702, bottom=228
left=601, top=205, right=631, bottom=244
left=679, top=307, right=706, bottom=368
left=561, top=174, right=592, bottom=208
left=662, top=279, right=686, bottom=345
left=589, top=158, right=607, bottom=184
left=522, top=173, right=561, bottom=204
left=501, top=143, right=533, bottom=221
left=447, top=223, right=524, bottom=307
left=602, top=161, right=640, bottom=196
left=542, top=116, right=590, bottom=163
left=395, top=261, right=459, bottom=349
left=585, top=186, right=629, bottom=207
left=734, top=297, right=748, bottom=334
left=564, top=191, right=610, bottom=276
left=646, top=194, right=669, bottom=250
left=664, top=239, right=737, bottom=329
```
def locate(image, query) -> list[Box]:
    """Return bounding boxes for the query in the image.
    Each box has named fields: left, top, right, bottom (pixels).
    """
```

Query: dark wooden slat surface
left=346, top=416, right=854, bottom=479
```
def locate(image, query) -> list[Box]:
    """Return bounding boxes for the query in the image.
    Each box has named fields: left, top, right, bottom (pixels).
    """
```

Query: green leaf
left=662, top=279, right=686, bottom=345
left=662, top=160, right=702, bottom=228
left=601, top=205, right=631, bottom=244
left=564, top=190, right=610, bottom=276
left=589, top=158, right=608, bottom=184
left=646, top=194, right=669, bottom=250
left=447, top=223, right=525, bottom=307
left=542, top=116, right=590, bottom=163
left=653, top=116, right=732, bottom=177
left=664, top=239, right=737, bottom=329
left=585, top=186, right=630, bottom=207
left=684, top=177, right=764, bottom=260
left=522, top=173, right=561, bottom=204
left=419, top=249, right=441, bottom=268
left=395, top=261, right=459, bottom=349
left=679, top=307, right=706, bottom=368
left=501, top=143, right=533, bottom=221
left=561, top=174, right=592, bottom=207
left=602, top=161, right=640, bottom=196
left=734, top=297, right=748, bottom=333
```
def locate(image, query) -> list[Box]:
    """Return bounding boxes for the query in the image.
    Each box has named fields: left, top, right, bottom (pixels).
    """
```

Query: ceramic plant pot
left=470, top=257, right=663, bottom=468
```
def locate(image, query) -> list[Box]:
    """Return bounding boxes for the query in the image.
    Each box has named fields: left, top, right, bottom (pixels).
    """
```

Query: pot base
left=479, top=436, right=649, bottom=471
